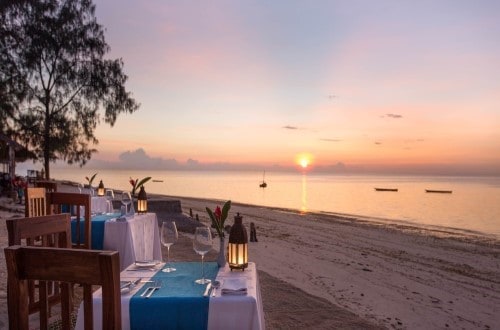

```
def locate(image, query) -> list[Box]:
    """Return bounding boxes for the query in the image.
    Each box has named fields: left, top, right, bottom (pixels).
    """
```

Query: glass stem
left=201, top=254, right=205, bottom=281
left=167, top=247, right=170, bottom=266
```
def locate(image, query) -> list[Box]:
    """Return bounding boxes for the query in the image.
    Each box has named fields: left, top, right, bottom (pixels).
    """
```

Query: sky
left=82, top=0, right=500, bottom=175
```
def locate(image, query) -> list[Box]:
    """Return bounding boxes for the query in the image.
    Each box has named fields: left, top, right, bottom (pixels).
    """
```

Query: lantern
left=227, top=212, right=248, bottom=270
left=137, top=185, right=148, bottom=213
left=97, top=180, right=105, bottom=196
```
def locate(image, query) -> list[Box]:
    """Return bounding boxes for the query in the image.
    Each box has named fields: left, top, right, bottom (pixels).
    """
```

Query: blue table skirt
left=130, top=262, right=219, bottom=330
left=70, top=213, right=120, bottom=249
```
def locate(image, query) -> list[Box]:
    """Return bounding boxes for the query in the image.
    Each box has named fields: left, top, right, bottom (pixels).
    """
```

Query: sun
left=295, top=153, right=313, bottom=170
left=300, top=158, right=309, bottom=168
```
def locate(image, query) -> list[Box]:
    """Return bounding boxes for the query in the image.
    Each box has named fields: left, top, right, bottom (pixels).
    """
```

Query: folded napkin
left=221, top=278, right=247, bottom=296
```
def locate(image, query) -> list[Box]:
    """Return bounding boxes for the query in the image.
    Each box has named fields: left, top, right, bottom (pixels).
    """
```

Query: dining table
left=70, top=212, right=162, bottom=270
left=74, top=261, right=265, bottom=330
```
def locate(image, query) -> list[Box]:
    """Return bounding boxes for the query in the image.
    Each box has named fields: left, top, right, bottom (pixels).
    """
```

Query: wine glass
left=161, top=221, right=178, bottom=272
left=105, top=189, right=115, bottom=213
left=121, top=191, right=132, bottom=214
left=193, top=226, right=213, bottom=284
left=77, top=183, right=84, bottom=193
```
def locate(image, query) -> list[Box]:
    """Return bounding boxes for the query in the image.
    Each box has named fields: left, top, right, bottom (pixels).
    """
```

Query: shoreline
left=165, top=193, right=500, bottom=329
left=155, top=192, right=500, bottom=246
left=2, top=182, right=499, bottom=328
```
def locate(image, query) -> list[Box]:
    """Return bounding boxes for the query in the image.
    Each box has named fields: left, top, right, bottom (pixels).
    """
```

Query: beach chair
left=6, top=214, right=72, bottom=320
left=49, top=192, right=92, bottom=249
left=5, top=245, right=121, bottom=330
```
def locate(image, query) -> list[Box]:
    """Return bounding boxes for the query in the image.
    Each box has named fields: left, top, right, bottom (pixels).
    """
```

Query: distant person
left=13, top=176, right=26, bottom=204
left=250, top=222, right=258, bottom=242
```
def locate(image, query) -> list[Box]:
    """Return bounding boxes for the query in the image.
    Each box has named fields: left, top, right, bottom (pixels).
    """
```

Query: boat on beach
left=374, top=188, right=398, bottom=192
left=425, top=189, right=452, bottom=194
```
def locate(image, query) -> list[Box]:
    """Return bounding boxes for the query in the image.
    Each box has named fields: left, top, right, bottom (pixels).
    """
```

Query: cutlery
left=140, top=287, right=153, bottom=297
left=120, top=277, right=142, bottom=290
left=203, top=282, right=212, bottom=297
left=211, top=280, right=221, bottom=297
left=145, top=280, right=162, bottom=298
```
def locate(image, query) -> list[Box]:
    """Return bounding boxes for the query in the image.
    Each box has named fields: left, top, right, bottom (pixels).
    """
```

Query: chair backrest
left=6, top=214, right=72, bottom=317
left=25, top=187, right=48, bottom=217
left=35, top=180, right=58, bottom=192
left=5, top=245, right=121, bottom=330
left=49, top=192, right=92, bottom=249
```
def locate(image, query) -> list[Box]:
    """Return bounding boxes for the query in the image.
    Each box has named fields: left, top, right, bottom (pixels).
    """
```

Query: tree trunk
left=44, top=100, right=50, bottom=180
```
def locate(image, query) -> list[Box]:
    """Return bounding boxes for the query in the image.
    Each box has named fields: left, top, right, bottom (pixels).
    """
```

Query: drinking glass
left=121, top=191, right=132, bottom=214
left=77, top=183, right=84, bottom=193
left=193, top=226, right=212, bottom=284
left=161, top=221, right=178, bottom=272
left=105, top=189, right=115, bottom=213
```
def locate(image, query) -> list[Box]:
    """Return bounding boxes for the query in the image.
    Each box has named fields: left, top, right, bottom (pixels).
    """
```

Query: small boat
left=425, top=189, right=452, bottom=194
left=152, top=180, right=164, bottom=183
left=259, top=171, right=267, bottom=188
left=374, top=188, right=398, bottom=192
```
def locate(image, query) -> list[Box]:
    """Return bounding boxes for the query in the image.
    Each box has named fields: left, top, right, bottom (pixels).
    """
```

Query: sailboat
left=259, top=171, right=267, bottom=188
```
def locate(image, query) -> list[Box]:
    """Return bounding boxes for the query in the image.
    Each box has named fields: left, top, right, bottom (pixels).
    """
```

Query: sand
left=1, top=187, right=499, bottom=329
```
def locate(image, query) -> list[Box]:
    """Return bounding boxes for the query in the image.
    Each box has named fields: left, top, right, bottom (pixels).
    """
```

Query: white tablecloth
left=75, top=262, right=265, bottom=330
left=103, top=213, right=162, bottom=270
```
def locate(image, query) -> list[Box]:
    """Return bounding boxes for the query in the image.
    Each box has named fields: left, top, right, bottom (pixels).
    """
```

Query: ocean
left=51, top=168, right=500, bottom=239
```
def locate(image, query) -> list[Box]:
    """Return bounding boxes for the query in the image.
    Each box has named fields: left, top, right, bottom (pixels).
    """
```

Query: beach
left=1, top=187, right=499, bottom=329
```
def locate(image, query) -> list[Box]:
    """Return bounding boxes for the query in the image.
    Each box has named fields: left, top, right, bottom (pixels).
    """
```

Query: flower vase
left=217, top=236, right=226, bottom=268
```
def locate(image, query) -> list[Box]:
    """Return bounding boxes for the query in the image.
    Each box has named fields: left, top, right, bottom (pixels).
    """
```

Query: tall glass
left=105, top=189, right=115, bottom=213
left=161, top=221, right=178, bottom=272
left=193, top=226, right=213, bottom=284
left=121, top=191, right=132, bottom=215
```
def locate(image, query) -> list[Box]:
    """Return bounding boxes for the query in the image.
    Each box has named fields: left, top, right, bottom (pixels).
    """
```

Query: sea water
left=51, top=168, right=500, bottom=239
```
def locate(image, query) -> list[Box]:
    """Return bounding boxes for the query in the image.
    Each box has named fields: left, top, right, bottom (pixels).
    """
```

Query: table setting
left=74, top=260, right=263, bottom=330
left=74, top=203, right=264, bottom=329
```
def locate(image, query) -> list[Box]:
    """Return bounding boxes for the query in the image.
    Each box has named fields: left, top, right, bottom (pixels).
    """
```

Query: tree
left=0, top=0, right=139, bottom=179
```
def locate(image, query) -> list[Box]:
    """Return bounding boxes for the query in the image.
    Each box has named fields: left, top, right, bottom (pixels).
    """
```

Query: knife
left=203, top=282, right=212, bottom=297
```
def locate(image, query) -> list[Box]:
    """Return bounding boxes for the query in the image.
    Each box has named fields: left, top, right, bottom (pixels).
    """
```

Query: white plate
left=134, top=260, right=159, bottom=268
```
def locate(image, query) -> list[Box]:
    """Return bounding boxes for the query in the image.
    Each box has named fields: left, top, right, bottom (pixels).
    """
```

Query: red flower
left=129, top=177, right=136, bottom=187
left=214, top=206, right=222, bottom=220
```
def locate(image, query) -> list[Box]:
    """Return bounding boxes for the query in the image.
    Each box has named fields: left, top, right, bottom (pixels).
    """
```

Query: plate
left=134, top=260, right=159, bottom=268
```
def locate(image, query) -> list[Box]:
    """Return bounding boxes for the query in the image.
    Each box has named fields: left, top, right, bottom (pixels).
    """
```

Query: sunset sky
left=85, top=0, right=499, bottom=175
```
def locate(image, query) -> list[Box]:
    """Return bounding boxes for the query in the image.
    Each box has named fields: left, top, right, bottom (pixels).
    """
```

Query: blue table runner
left=70, top=213, right=119, bottom=249
left=130, top=262, right=219, bottom=330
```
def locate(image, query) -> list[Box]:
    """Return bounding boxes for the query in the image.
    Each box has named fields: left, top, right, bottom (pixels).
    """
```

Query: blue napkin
left=70, top=213, right=120, bottom=249
left=130, top=262, right=218, bottom=330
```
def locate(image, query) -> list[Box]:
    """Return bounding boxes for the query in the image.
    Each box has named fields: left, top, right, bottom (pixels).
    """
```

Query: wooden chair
left=49, top=192, right=92, bottom=249
left=25, top=187, right=48, bottom=217
left=35, top=180, right=58, bottom=192
left=5, top=245, right=121, bottom=330
left=6, top=214, right=72, bottom=318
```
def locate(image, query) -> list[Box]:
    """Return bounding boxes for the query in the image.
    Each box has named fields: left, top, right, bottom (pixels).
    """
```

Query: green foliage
left=0, top=0, right=140, bottom=179
left=85, top=173, right=98, bottom=187
left=129, top=176, right=151, bottom=196
left=206, top=200, right=232, bottom=237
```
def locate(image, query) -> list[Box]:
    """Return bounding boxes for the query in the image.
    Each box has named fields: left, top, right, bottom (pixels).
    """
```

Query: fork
left=145, top=280, right=162, bottom=298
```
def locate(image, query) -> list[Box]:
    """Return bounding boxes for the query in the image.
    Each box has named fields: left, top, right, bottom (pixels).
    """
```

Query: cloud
left=283, top=125, right=299, bottom=130
left=374, top=141, right=382, bottom=145
left=320, top=138, right=342, bottom=142
left=385, top=113, right=403, bottom=119
left=117, top=148, right=180, bottom=170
